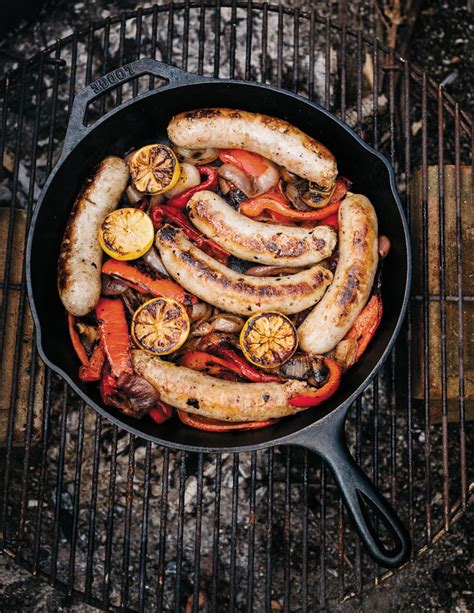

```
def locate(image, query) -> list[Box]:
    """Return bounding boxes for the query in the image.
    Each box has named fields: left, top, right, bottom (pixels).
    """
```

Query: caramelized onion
left=101, top=274, right=129, bottom=296
left=252, top=160, right=280, bottom=195
left=191, top=313, right=245, bottom=337
left=173, top=145, right=218, bottom=165
left=218, top=164, right=252, bottom=196
left=190, top=301, right=213, bottom=323
left=126, top=184, right=146, bottom=204
left=165, top=163, right=201, bottom=198
left=115, top=372, right=160, bottom=418
left=141, top=246, right=170, bottom=277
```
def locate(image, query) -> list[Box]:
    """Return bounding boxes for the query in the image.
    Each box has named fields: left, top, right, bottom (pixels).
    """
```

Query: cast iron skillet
left=26, top=58, right=412, bottom=568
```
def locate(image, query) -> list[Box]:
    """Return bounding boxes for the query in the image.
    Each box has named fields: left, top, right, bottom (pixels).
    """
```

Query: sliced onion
left=191, top=313, right=245, bottom=337
left=280, top=167, right=299, bottom=184
left=126, top=184, right=146, bottom=204
left=141, top=246, right=170, bottom=277
left=218, top=164, right=252, bottom=196
left=333, top=338, right=358, bottom=371
left=245, top=265, right=304, bottom=277
left=252, top=160, right=280, bottom=195
left=190, top=301, right=213, bottom=322
left=208, top=314, right=245, bottom=333
left=279, top=355, right=312, bottom=380
left=285, top=183, right=313, bottom=211
left=150, top=193, right=166, bottom=206
left=101, top=274, right=129, bottom=296
left=173, top=145, right=219, bottom=165
left=165, top=163, right=201, bottom=198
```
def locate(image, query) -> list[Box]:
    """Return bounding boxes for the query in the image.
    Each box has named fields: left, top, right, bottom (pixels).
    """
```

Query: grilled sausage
left=187, top=190, right=337, bottom=266
left=298, top=193, right=378, bottom=354
left=132, top=350, right=313, bottom=421
left=58, top=156, right=129, bottom=316
left=167, top=108, right=337, bottom=191
left=155, top=225, right=333, bottom=316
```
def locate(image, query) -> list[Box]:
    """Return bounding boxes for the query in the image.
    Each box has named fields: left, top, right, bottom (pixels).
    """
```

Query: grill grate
left=0, top=2, right=472, bottom=610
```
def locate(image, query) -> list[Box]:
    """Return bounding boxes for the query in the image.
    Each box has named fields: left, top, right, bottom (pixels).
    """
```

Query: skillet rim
left=25, top=77, right=412, bottom=453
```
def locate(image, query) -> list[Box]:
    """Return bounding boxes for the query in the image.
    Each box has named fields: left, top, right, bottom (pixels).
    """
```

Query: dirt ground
left=0, top=0, right=472, bottom=611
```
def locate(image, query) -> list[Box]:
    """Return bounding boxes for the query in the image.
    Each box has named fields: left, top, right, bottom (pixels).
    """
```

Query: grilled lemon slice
left=99, top=207, right=154, bottom=261
left=132, top=297, right=190, bottom=356
left=240, top=311, right=298, bottom=369
left=128, top=144, right=181, bottom=194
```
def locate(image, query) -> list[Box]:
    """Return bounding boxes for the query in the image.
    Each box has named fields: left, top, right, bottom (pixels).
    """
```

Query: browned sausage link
left=298, top=193, right=379, bottom=354
left=167, top=108, right=337, bottom=190
left=155, top=225, right=333, bottom=316
left=187, top=190, right=337, bottom=266
left=58, top=156, right=129, bottom=316
left=132, top=350, right=313, bottom=421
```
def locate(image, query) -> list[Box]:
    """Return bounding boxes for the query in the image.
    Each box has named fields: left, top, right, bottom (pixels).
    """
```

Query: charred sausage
left=155, top=225, right=333, bottom=315
left=132, top=350, right=314, bottom=421
left=57, top=156, right=129, bottom=316
left=298, top=193, right=379, bottom=354
left=187, top=190, right=337, bottom=266
left=167, top=108, right=337, bottom=191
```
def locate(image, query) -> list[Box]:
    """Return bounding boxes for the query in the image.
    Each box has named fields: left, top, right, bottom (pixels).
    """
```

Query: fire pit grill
left=0, top=2, right=472, bottom=610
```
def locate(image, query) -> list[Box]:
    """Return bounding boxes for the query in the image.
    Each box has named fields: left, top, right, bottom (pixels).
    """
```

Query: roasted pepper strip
left=96, top=297, right=132, bottom=378
left=344, top=294, right=383, bottom=361
left=289, top=358, right=342, bottom=408
left=330, top=177, right=352, bottom=202
left=218, top=149, right=268, bottom=176
left=149, top=401, right=174, bottom=424
left=79, top=342, right=107, bottom=382
left=177, top=410, right=279, bottom=432
left=102, top=259, right=193, bottom=304
left=180, top=349, right=280, bottom=382
left=67, top=312, right=89, bottom=366
left=215, top=346, right=281, bottom=382
left=240, top=193, right=342, bottom=222
left=319, top=212, right=339, bottom=230
left=166, top=166, right=218, bottom=208
left=150, top=203, right=229, bottom=264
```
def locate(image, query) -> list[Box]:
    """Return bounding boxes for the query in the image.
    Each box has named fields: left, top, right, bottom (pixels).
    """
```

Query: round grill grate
left=0, top=3, right=472, bottom=610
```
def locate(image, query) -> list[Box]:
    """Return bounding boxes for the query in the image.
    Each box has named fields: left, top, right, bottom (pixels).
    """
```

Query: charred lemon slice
left=132, top=297, right=190, bottom=356
left=128, top=144, right=180, bottom=194
left=240, top=311, right=298, bottom=369
left=99, top=207, right=154, bottom=261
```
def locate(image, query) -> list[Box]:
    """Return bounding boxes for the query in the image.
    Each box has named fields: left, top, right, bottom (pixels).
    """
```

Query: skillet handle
left=295, top=419, right=411, bottom=568
left=63, top=58, right=204, bottom=155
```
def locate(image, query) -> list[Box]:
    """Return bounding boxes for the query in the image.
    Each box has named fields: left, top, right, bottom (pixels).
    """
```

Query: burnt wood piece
left=0, top=208, right=44, bottom=446
left=411, top=165, right=473, bottom=422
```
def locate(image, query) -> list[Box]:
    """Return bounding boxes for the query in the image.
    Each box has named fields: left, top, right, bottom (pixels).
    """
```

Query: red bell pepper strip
left=149, top=401, right=174, bottom=424
left=166, top=166, right=218, bottom=208
left=102, top=259, right=193, bottom=304
left=79, top=342, right=107, bottom=382
left=179, top=350, right=280, bottom=382
left=240, top=193, right=342, bottom=222
left=99, top=371, right=119, bottom=404
left=319, top=212, right=339, bottom=230
left=330, top=177, right=352, bottom=203
left=218, top=149, right=268, bottom=176
left=215, top=346, right=281, bottom=382
left=177, top=410, right=279, bottom=432
left=289, top=358, right=342, bottom=408
left=179, top=351, right=240, bottom=377
left=150, top=204, right=229, bottom=264
left=67, top=312, right=89, bottom=366
left=344, top=294, right=383, bottom=361
left=96, top=297, right=132, bottom=378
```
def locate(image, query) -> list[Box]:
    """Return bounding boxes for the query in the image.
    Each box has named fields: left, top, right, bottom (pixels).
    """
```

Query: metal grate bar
left=210, top=453, right=222, bottom=613
left=421, top=71, right=432, bottom=543
left=454, top=104, right=467, bottom=509
left=191, top=453, right=204, bottom=613
left=84, top=413, right=102, bottom=600
left=245, top=451, right=257, bottom=613
left=138, top=441, right=152, bottom=613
